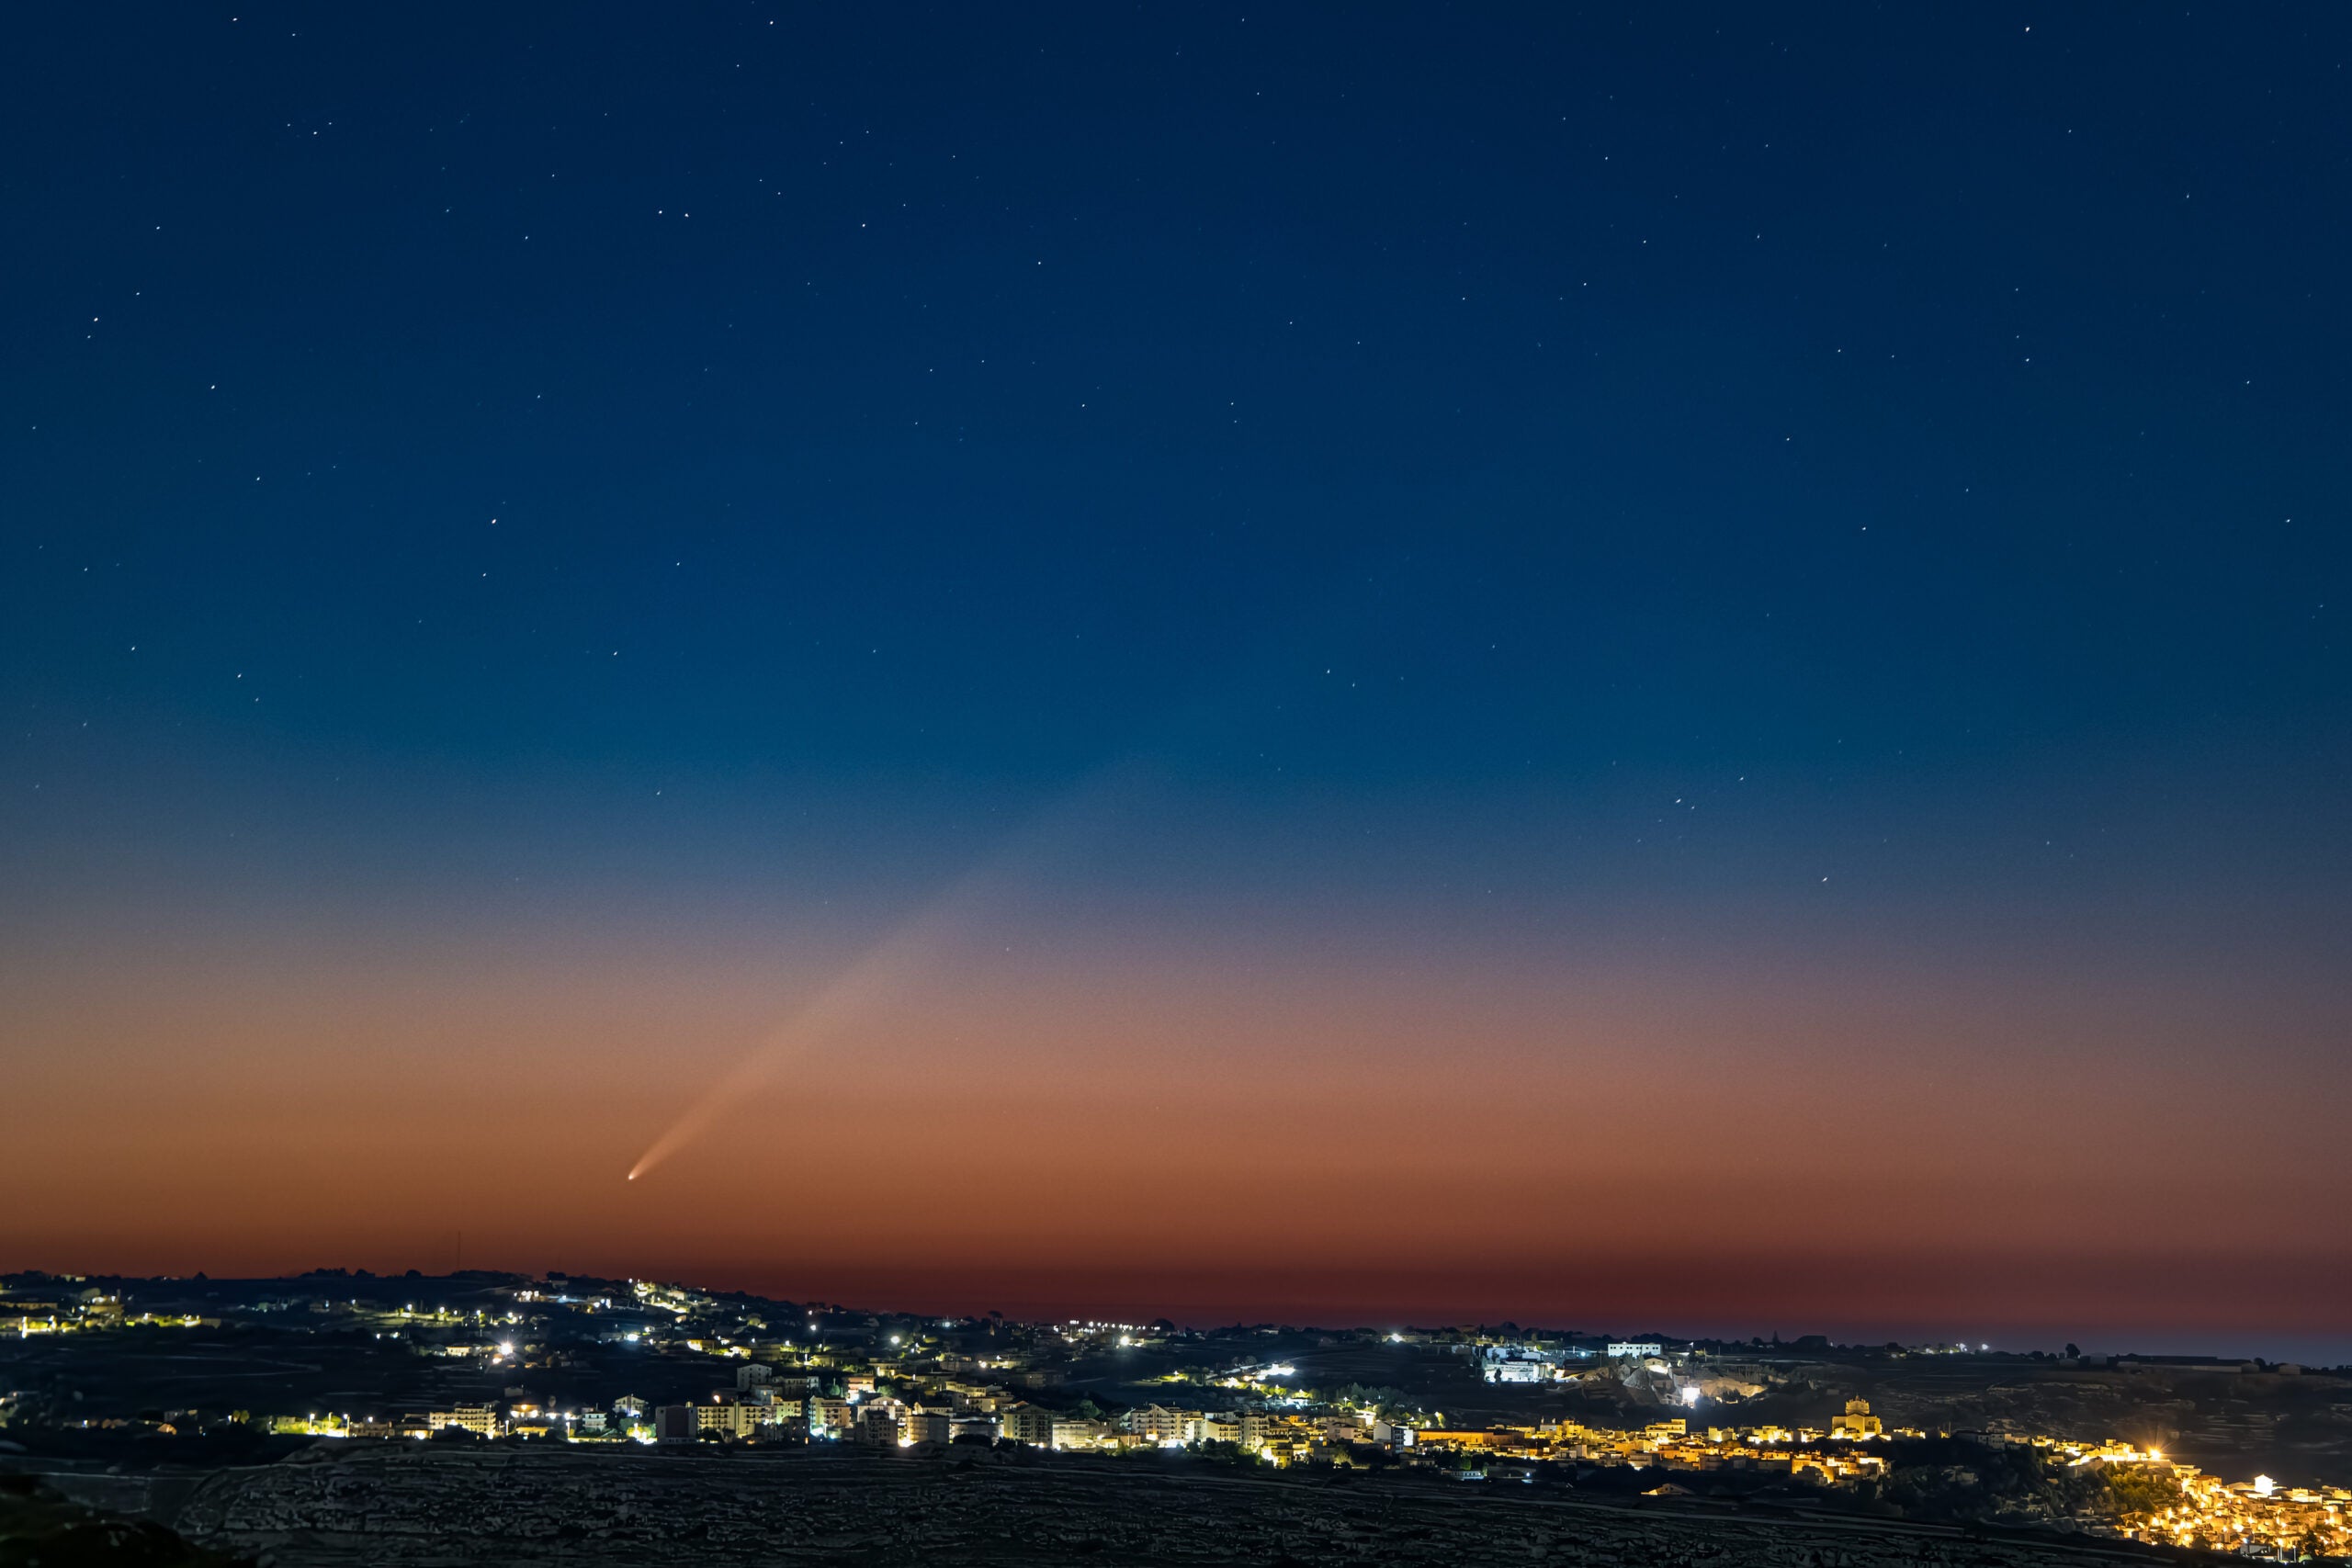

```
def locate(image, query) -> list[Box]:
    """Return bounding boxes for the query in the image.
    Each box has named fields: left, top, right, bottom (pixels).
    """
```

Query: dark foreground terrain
left=15, top=1446, right=2215, bottom=1568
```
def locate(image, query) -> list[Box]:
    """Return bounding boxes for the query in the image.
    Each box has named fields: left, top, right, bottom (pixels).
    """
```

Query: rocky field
left=138, top=1445, right=2197, bottom=1568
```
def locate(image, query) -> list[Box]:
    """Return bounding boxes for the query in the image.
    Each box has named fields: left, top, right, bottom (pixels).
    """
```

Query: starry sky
left=6, top=4, right=2350, bottom=1357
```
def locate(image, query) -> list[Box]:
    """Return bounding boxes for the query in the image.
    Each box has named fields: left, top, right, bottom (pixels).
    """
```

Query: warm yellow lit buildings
left=1829, top=1398, right=1883, bottom=1438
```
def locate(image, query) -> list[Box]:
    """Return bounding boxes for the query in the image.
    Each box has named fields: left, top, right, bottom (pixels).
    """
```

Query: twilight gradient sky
left=5, top=4, right=2351, bottom=1356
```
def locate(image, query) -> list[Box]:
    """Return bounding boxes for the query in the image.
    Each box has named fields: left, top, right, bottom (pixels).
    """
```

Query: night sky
left=6, top=5, right=2350, bottom=1357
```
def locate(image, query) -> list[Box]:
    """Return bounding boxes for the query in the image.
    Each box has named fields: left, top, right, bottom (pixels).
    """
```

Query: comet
left=625, top=761, right=1144, bottom=1183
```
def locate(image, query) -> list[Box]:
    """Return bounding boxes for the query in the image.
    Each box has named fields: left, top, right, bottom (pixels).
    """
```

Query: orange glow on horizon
left=7, top=903, right=2350, bottom=1350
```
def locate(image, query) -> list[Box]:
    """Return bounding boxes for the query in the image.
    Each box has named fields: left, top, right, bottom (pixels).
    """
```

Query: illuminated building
left=853, top=1404, right=904, bottom=1447
left=1120, top=1404, right=1187, bottom=1442
left=1830, top=1398, right=1883, bottom=1438
left=695, top=1401, right=768, bottom=1439
left=1051, top=1416, right=1105, bottom=1450
left=1001, top=1405, right=1055, bottom=1446
left=418, top=1404, right=502, bottom=1438
left=1186, top=1414, right=1240, bottom=1445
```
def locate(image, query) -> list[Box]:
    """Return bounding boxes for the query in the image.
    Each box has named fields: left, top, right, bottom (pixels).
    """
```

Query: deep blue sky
left=12, top=3, right=2345, bottom=790
left=11, top=3, right=2349, bottom=942
left=6, top=5, right=2351, bottom=1344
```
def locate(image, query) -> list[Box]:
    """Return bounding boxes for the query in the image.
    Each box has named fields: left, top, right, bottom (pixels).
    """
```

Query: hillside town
left=5, top=1271, right=2346, bottom=1561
